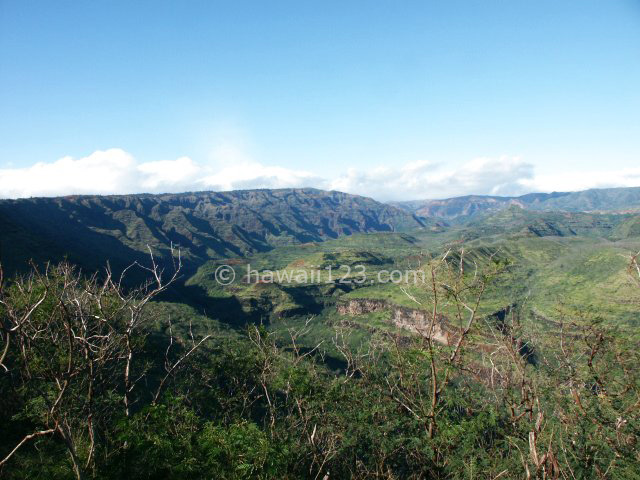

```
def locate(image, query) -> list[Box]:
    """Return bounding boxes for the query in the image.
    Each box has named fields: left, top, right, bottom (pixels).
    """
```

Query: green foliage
left=2, top=194, right=640, bottom=478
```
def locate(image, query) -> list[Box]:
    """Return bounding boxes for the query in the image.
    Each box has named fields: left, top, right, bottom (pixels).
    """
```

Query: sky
left=1, top=0, right=639, bottom=201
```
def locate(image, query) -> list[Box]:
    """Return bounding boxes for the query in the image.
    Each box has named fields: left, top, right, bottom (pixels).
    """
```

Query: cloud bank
left=328, top=156, right=536, bottom=200
left=1, top=148, right=638, bottom=201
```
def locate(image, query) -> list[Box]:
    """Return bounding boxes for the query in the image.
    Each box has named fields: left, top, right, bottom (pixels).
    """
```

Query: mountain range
left=393, top=186, right=640, bottom=222
left=0, top=188, right=424, bottom=275
left=1, top=185, right=639, bottom=276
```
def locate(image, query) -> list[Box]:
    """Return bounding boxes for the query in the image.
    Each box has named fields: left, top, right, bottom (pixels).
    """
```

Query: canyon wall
left=336, top=298, right=453, bottom=345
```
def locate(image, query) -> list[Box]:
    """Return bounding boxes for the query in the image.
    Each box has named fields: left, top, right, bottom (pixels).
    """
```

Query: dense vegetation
left=1, top=247, right=639, bottom=479
left=1, top=186, right=640, bottom=478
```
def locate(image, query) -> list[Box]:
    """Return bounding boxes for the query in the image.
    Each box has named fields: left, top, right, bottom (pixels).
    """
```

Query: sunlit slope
left=187, top=231, right=640, bottom=331
left=395, top=186, right=640, bottom=222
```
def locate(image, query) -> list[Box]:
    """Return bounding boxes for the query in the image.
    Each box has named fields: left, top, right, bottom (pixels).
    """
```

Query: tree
left=0, top=249, right=210, bottom=479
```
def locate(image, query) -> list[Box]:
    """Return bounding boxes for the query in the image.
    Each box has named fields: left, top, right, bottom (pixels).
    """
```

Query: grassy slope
left=180, top=226, right=639, bottom=359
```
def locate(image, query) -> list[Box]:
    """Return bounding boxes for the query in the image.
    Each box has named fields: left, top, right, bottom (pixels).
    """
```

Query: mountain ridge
left=392, top=186, right=640, bottom=221
left=0, top=188, right=426, bottom=275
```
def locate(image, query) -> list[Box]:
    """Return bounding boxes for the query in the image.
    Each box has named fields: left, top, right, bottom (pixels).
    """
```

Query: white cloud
left=0, top=148, right=638, bottom=201
left=520, top=168, right=640, bottom=194
left=137, top=157, right=202, bottom=191
left=0, top=148, right=322, bottom=199
left=0, top=149, right=137, bottom=198
left=201, top=141, right=322, bottom=190
left=201, top=162, right=321, bottom=191
left=329, top=156, right=534, bottom=200
left=328, top=160, right=438, bottom=199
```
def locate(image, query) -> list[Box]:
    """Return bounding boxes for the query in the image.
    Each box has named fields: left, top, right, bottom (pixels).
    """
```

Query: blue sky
left=1, top=0, right=639, bottom=200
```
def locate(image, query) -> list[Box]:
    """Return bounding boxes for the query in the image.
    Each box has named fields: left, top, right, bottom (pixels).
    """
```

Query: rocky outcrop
left=336, top=298, right=387, bottom=315
left=337, top=298, right=453, bottom=345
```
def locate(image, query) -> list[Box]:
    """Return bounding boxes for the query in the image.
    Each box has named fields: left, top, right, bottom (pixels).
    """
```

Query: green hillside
left=461, top=205, right=632, bottom=239
left=396, top=185, right=640, bottom=222
left=0, top=188, right=425, bottom=275
left=2, top=187, right=640, bottom=479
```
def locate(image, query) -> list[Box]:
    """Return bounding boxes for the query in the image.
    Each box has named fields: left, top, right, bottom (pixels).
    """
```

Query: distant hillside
left=0, top=188, right=425, bottom=275
left=460, top=205, right=632, bottom=240
left=394, top=186, right=640, bottom=222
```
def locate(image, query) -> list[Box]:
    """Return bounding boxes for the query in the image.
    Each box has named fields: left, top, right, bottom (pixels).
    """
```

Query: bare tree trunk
left=57, top=423, right=86, bottom=480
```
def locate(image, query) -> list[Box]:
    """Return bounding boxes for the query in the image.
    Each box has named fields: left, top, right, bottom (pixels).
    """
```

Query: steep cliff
left=336, top=298, right=453, bottom=344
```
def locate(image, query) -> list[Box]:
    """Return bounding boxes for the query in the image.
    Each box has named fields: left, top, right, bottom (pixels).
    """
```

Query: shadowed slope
left=0, top=188, right=425, bottom=275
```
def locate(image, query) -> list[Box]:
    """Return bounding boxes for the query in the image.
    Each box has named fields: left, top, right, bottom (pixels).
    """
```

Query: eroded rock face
left=336, top=298, right=386, bottom=315
left=336, top=298, right=453, bottom=345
